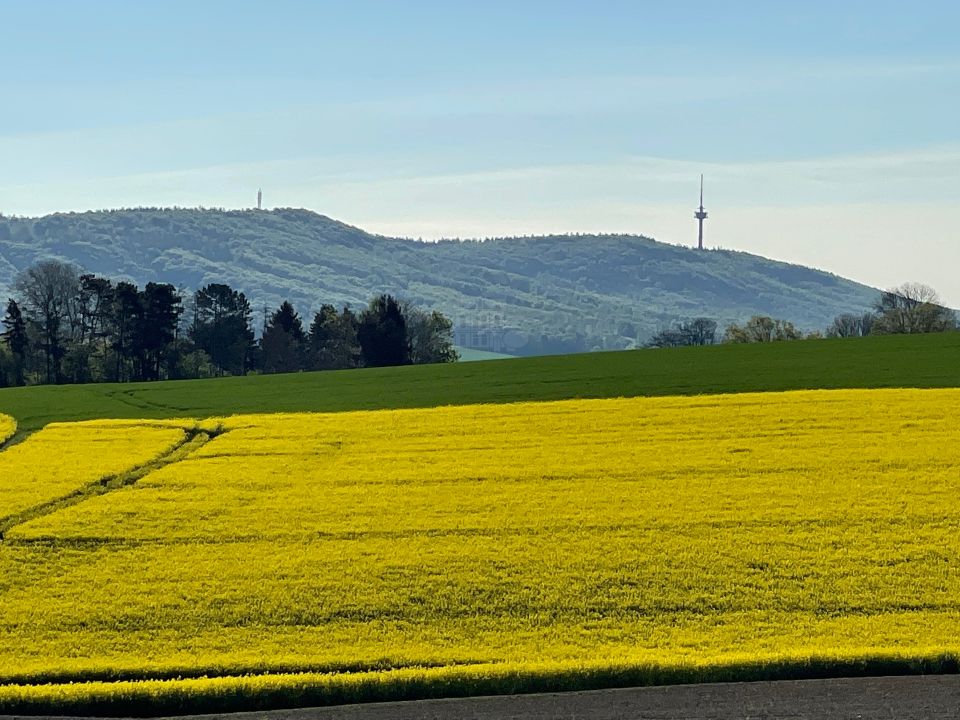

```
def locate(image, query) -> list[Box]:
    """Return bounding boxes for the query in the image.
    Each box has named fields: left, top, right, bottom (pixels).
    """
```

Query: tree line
left=0, top=260, right=457, bottom=387
left=647, top=283, right=957, bottom=348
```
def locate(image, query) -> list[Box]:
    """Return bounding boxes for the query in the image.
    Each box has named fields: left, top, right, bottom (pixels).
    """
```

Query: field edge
left=0, top=414, right=16, bottom=448
left=3, top=651, right=959, bottom=717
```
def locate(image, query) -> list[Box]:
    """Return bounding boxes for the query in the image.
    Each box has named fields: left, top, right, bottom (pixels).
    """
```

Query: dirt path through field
left=6, top=675, right=958, bottom=720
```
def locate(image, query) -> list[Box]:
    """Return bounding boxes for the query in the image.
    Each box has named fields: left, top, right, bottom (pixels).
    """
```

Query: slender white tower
left=694, top=175, right=707, bottom=250
left=257, top=188, right=262, bottom=210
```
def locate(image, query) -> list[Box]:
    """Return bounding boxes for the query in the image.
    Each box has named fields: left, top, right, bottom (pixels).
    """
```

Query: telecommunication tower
left=694, top=174, right=707, bottom=250
left=257, top=188, right=263, bottom=210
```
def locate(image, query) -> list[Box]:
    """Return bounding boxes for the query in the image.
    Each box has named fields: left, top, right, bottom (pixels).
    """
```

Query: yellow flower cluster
left=2, top=389, right=960, bottom=706
left=0, top=419, right=191, bottom=520
left=0, top=414, right=14, bottom=445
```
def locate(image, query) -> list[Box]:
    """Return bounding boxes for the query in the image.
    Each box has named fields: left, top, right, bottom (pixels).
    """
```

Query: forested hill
left=0, top=208, right=878, bottom=354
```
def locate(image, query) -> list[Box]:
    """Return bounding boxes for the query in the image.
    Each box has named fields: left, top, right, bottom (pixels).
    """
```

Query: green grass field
left=453, top=346, right=515, bottom=361
left=2, top=333, right=959, bottom=435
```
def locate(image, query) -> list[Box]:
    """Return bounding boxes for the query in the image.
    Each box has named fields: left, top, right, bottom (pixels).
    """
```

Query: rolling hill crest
left=0, top=208, right=878, bottom=355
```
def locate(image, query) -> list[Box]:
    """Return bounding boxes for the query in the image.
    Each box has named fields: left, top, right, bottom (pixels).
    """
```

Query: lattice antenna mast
left=694, top=174, right=708, bottom=250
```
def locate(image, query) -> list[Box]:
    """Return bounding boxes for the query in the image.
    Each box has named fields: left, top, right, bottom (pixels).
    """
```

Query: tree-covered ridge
left=0, top=207, right=879, bottom=354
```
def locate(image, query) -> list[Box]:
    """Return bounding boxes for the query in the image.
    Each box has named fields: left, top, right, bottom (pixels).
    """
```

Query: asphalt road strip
left=3, top=675, right=959, bottom=720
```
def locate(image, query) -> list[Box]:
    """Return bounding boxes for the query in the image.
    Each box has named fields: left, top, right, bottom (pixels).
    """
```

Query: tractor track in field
left=102, top=388, right=195, bottom=415
left=0, top=425, right=25, bottom=453
left=0, top=425, right=223, bottom=540
left=3, top=675, right=960, bottom=719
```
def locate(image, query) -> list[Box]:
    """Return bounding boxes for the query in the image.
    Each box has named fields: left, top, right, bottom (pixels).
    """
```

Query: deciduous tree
left=827, top=312, right=874, bottom=338
left=647, top=318, right=717, bottom=348
left=723, top=316, right=802, bottom=343
left=872, top=283, right=955, bottom=335
left=404, top=303, right=459, bottom=364
left=189, top=284, right=255, bottom=376
left=13, top=260, right=80, bottom=383
left=308, top=304, right=359, bottom=370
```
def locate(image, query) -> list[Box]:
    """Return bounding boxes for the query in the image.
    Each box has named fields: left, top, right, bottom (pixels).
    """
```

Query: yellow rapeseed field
left=0, top=419, right=192, bottom=521
left=0, top=414, right=14, bottom=444
left=2, top=389, right=960, bottom=710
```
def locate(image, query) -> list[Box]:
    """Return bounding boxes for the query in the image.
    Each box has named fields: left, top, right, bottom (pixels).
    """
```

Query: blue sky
left=1, top=1, right=959, bottom=301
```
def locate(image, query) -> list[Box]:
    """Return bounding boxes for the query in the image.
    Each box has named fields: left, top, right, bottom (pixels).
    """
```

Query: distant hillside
left=0, top=208, right=878, bottom=354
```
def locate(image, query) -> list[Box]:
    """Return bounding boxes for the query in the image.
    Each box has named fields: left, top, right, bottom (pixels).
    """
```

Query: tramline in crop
left=0, top=419, right=193, bottom=521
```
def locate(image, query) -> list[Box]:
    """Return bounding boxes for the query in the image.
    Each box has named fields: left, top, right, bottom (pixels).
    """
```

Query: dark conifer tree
left=136, top=283, right=183, bottom=380
left=270, top=301, right=306, bottom=343
left=2, top=299, right=28, bottom=386
left=77, top=274, right=114, bottom=345
left=110, top=282, right=142, bottom=382
left=357, top=294, right=410, bottom=367
left=260, top=301, right=306, bottom=374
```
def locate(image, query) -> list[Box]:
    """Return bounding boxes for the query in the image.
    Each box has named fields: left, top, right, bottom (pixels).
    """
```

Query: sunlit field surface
left=2, top=389, right=960, bottom=712
left=0, top=419, right=193, bottom=521
left=0, top=414, right=14, bottom=444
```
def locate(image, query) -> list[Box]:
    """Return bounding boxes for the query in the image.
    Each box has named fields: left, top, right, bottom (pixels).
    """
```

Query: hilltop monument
left=694, top=174, right=707, bottom=250
left=257, top=188, right=263, bottom=210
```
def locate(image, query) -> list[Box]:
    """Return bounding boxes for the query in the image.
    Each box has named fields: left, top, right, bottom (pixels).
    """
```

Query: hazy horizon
left=2, top=1, right=957, bottom=303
